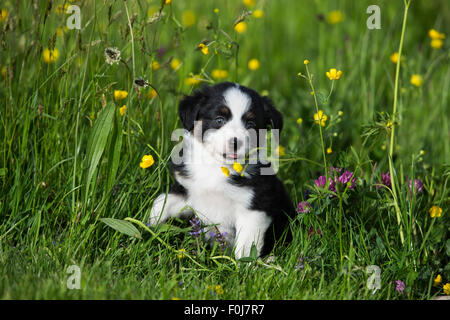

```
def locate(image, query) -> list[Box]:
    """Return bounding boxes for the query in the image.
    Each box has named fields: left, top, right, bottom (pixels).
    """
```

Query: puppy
left=149, top=82, right=295, bottom=259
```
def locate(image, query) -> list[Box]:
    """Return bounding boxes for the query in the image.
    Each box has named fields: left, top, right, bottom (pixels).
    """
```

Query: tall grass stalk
left=388, top=0, right=411, bottom=245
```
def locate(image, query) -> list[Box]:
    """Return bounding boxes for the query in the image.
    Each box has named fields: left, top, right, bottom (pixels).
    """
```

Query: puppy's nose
left=229, top=137, right=243, bottom=150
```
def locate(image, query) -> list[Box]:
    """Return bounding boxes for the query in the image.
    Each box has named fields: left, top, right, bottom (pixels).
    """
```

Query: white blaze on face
left=204, top=86, right=252, bottom=163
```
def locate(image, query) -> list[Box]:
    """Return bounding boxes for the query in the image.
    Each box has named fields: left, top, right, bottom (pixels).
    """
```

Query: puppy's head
left=179, top=82, right=283, bottom=163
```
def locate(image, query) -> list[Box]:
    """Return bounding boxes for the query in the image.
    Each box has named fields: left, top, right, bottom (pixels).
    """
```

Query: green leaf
left=84, top=102, right=116, bottom=202
left=0, top=168, right=7, bottom=177
left=105, top=108, right=123, bottom=195
left=445, top=239, right=450, bottom=257
left=100, top=218, right=142, bottom=239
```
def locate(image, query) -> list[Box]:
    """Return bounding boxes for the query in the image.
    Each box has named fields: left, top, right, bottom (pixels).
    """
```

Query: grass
left=0, top=0, right=449, bottom=300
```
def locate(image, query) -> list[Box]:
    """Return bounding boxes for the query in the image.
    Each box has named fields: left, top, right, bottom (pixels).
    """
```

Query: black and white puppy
left=149, top=82, right=295, bottom=259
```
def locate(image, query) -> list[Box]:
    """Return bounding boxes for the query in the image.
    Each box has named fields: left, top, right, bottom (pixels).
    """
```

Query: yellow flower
left=297, top=117, right=303, bottom=124
left=326, top=68, right=342, bottom=80
left=147, top=88, right=157, bottom=99
left=327, top=147, right=332, bottom=154
left=444, top=283, right=450, bottom=295
left=171, top=297, right=180, bottom=300
left=429, top=206, right=442, bottom=218
left=430, top=39, right=443, bottom=49
left=419, top=150, right=425, bottom=155
left=214, top=8, right=220, bottom=14
left=314, top=110, right=327, bottom=126
left=170, top=58, right=181, bottom=70
left=152, top=61, right=160, bottom=70
left=184, top=75, right=202, bottom=86
left=243, top=0, right=255, bottom=8
left=165, top=0, right=172, bottom=4
left=211, top=69, right=229, bottom=80
left=176, top=248, right=186, bottom=259
left=338, top=111, right=344, bottom=117
left=410, top=74, right=423, bottom=87
left=114, top=90, right=128, bottom=101
left=433, top=274, right=442, bottom=287
left=386, top=121, right=393, bottom=129
left=253, top=9, right=264, bottom=18
left=234, top=21, right=247, bottom=33
left=182, top=10, right=196, bottom=27
left=215, top=285, right=224, bottom=295
left=303, top=59, right=309, bottom=65
left=140, top=155, right=154, bottom=169
left=0, top=9, right=8, bottom=22
left=326, top=10, right=345, bottom=24
left=248, top=58, right=260, bottom=71
left=198, top=43, right=209, bottom=55
left=119, top=105, right=127, bottom=116
left=233, top=162, right=243, bottom=173
left=428, top=29, right=445, bottom=40
left=390, top=52, right=399, bottom=64
left=221, top=166, right=230, bottom=177
left=276, top=146, right=285, bottom=157
left=43, top=48, right=60, bottom=64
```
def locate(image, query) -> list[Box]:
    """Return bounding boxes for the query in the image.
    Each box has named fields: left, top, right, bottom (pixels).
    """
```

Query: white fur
left=149, top=86, right=272, bottom=259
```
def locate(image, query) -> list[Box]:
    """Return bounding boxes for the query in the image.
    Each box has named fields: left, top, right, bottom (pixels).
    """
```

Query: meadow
left=0, top=0, right=449, bottom=300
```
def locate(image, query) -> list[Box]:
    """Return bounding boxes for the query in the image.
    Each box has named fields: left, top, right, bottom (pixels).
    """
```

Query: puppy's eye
left=245, top=121, right=256, bottom=129
left=215, top=116, right=226, bottom=126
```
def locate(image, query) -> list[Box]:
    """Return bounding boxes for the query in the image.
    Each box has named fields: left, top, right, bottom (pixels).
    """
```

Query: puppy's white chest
left=176, top=163, right=253, bottom=227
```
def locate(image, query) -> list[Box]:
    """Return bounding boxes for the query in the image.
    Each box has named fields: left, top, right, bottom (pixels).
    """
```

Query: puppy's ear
left=178, top=87, right=209, bottom=131
left=262, top=96, right=283, bottom=132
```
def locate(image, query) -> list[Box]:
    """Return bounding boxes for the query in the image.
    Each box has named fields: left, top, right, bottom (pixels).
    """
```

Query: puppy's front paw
left=148, top=194, right=168, bottom=226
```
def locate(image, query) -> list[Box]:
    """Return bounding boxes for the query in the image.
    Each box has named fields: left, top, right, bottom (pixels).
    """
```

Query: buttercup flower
left=248, top=58, right=260, bottom=71
left=119, top=105, right=127, bottom=116
left=198, top=43, right=209, bottom=55
left=314, top=110, right=327, bottom=126
left=326, top=10, right=345, bottom=24
left=234, top=21, right=247, bottom=33
left=233, top=162, right=243, bottom=173
left=326, top=68, right=343, bottom=80
left=182, top=10, right=196, bottom=27
left=176, top=248, right=187, bottom=259
left=297, top=118, right=303, bottom=124
left=410, top=74, right=423, bottom=87
left=390, top=52, right=399, bottom=64
left=444, top=283, right=450, bottom=295
left=214, top=285, right=224, bottom=295
left=433, top=274, right=442, bottom=286
left=243, top=0, right=255, bottom=7
left=114, top=90, right=128, bottom=101
left=327, top=147, right=332, bottom=154
left=430, top=38, right=443, bottom=49
left=211, top=69, right=229, bottom=80
left=170, top=58, right=181, bottom=70
left=0, top=9, right=8, bottom=22
left=221, top=166, right=230, bottom=177
left=152, top=61, right=160, bottom=70
left=184, top=74, right=202, bottom=86
left=429, top=206, right=442, bottom=218
left=252, top=9, right=264, bottom=18
left=43, top=48, right=60, bottom=63
left=303, top=59, right=310, bottom=65
left=140, top=155, right=155, bottom=169
left=428, top=29, right=445, bottom=40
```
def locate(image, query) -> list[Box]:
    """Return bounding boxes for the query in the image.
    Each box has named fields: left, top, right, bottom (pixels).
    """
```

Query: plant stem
left=388, top=0, right=411, bottom=245
left=305, top=65, right=328, bottom=179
